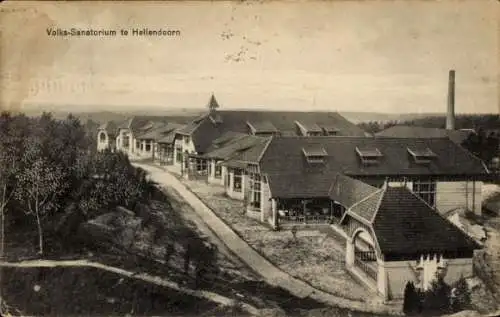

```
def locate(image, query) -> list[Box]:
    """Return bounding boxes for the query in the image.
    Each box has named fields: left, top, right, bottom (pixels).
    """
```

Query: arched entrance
left=347, top=228, right=378, bottom=282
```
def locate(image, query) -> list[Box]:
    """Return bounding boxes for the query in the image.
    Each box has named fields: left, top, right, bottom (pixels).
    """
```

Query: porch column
left=346, top=238, right=354, bottom=267
left=302, top=200, right=307, bottom=224
left=377, top=258, right=388, bottom=301
left=271, top=198, right=278, bottom=230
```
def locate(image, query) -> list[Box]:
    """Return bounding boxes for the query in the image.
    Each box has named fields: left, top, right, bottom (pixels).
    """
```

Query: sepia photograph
left=0, top=0, right=499, bottom=316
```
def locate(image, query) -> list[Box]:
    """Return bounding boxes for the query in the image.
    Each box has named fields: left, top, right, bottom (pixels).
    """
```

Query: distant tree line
left=0, top=112, right=153, bottom=257
left=357, top=114, right=500, bottom=167
left=357, top=114, right=500, bottom=135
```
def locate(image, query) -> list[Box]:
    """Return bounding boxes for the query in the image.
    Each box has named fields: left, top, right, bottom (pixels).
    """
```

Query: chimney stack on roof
left=446, top=70, right=456, bottom=130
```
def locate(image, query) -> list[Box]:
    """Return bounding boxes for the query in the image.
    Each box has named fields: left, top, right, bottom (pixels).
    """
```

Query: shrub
left=422, top=277, right=452, bottom=314
left=451, top=276, right=472, bottom=312
left=403, top=281, right=420, bottom=315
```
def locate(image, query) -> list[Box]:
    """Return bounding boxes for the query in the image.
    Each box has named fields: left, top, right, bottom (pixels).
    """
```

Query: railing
left=279, top=214, right=334, bottom=224
left=354, top=255, right=378, bottom=281
left=355, top=250, right=377, bottom=261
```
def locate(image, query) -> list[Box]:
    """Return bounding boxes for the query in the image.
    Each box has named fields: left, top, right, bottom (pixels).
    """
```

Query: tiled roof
left=246, top=120, right=279, bottom=133
left=137, top=123, right=184, bottom=141
left=295, top=121, right=324, bottom=134
left=204, top=135, right=266, bottom=160
left=349, top=189, right=384, bottom=222
left=223, top=137, right=270, bottom=163
left=329, top=174, right=381, bottom=210
left=376, top=126, right=474, bottom=144
left=371, top=186, right=481, bottom=255
left=111, top=116, right=195, bottom=135
left=259, top=136, right=488, bottom=177
left=208, top=131, right=248, bottom=150
left=267, top=172, right=334, bottom=199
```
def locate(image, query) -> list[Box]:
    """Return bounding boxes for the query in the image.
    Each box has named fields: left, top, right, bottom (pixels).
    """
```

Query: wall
left=260, top=178, right=272, bottom=222
left=226, top=169, right=245, bottom=200
left=383, top=256, right=474, bottom=300
left=173, top=135, right=197, bottom=169
left=436, top=181, right=482, bottom=215
left=388, top=181, right=413, bottom=190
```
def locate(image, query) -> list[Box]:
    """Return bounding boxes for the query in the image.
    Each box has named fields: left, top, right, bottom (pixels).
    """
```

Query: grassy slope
left=0, top=267, right=245, bottom=317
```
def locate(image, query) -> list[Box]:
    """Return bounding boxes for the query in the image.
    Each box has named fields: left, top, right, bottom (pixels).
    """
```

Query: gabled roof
left=369, top=186, right=481, bottom=255
left=176, top=108, right=367, bottom=153
left=137, top=123, right=184, bottom=141
left=112, top=116, right=195, bottom=135
left=376, top=126, right=474, bottom=145
left=98, top=120, right=120, bottom=136
left=259, top=136, right=489, bottom=178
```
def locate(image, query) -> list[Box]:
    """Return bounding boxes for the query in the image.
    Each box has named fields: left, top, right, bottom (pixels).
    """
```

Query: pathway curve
left=134, top=163, right=402, bottom=315
left=0, top=258, right=260, bottom=315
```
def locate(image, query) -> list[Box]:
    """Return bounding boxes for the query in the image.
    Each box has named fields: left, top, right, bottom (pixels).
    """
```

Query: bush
left=422, top=277, right=452, bottom=314
left=451, top=276, right=472, bottom=312
left=403, top=281, right=420, bottom=315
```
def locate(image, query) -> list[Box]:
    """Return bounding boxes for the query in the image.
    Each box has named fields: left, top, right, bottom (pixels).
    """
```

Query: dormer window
left=356, top=147, right=383, bottom=165
left=320, top=126, right=340, bottom=136
left=302, top=146, right=328, bottom=164
left=407, top=147, right=437, bottom=164
left=247, top=121, right=279, bottom=136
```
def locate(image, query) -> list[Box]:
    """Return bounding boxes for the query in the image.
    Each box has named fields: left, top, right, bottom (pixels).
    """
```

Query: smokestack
left=446, top=69, right=455, bottom=130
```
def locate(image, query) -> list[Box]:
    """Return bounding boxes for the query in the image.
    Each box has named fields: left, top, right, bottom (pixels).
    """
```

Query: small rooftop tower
left=446, top=70, right=456, bottom=131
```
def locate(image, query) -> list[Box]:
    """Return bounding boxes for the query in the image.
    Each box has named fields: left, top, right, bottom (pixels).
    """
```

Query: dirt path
left=162, top=185, right=259, bottom=281
left=0, top=259, right=260, bottom=315
left=134, top=163, right=402, bottom=316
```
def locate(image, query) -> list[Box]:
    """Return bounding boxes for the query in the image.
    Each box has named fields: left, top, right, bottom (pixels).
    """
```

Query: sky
left=1, top=0, right=498, bottom=114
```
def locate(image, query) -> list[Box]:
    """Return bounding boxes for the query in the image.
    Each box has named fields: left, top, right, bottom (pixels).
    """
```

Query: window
left=412, top=179, right=437, bottom=207
left=99, top=132, right=106, bottom=142
left=196, top=159, right=207, bottom=171
left=145, top=141, right=151, bottom=152
left=136, top=141, right=140, bottom=149
left=175, top=145, right=183, bottom=163
left=123, top=135, right=130, bottom=148
left=249, top=172, right=261, bottom=210
left=233, top=169, right=242, bottom=192
left=215, top=163, right=222, bottom=179
left=184, top=136, right=191, bottom=144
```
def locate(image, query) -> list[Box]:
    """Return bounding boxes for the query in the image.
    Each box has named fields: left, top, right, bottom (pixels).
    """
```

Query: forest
left=0, top=112, right=157, bottom=258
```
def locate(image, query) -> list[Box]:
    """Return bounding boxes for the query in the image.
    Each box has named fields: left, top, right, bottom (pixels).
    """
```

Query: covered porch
left=156, top=142, right=175, bottom=165
left=274, top=197, right=346, bottom=227
left=181, top=152, right=209, bottom=180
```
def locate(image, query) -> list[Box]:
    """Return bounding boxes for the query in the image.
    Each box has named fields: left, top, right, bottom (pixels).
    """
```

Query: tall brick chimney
left=446, top=70, right=455, bottom=130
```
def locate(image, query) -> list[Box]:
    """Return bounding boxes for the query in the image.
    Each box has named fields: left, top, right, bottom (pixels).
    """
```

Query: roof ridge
left=370, top=179, right=389, bottom=223
left=256, top=136, right=273, bottom=163
left=349, top=186, right=385, bottom=212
